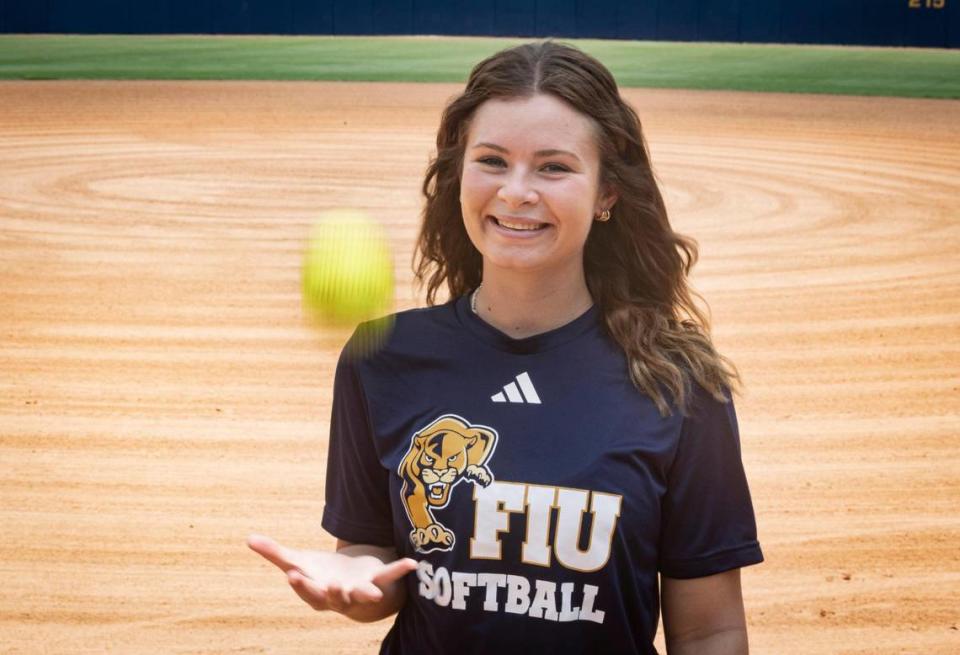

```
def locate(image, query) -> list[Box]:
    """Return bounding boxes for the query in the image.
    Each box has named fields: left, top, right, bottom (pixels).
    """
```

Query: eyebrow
left=472, top=142, right=582, bottom=161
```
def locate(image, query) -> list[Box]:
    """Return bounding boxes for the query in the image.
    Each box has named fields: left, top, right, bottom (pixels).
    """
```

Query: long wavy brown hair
left=413, top=40, right=741, bottom=417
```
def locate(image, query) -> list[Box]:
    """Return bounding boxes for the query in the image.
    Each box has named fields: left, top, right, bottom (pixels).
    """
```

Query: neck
left=473, top=265, right=593, bottom=339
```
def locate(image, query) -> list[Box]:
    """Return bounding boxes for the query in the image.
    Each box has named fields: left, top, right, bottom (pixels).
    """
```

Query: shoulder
left=650, top=353, right=735, bottom=421
left=336, top=301, right=464, bottom=421
left=682, top=377, right=733, bottom=417
left=672, top=376, right=741, bottom=456
left=342, top=299, right=462, bottom=365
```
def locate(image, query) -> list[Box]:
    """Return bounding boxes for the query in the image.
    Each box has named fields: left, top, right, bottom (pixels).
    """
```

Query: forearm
left=666, top=626, right=748, bottom=655
left=335, top=543, right=409, bottom=623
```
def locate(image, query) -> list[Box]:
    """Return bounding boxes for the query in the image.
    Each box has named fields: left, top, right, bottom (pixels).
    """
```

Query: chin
left=484, top=254, right=557, bottom=273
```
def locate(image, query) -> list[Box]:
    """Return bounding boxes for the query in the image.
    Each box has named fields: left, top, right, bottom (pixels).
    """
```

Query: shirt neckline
left=454, top=292, right=601, bottom=354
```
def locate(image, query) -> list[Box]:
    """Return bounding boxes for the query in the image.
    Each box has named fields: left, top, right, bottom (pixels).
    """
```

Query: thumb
left=371, top=558, right=419, bottom=588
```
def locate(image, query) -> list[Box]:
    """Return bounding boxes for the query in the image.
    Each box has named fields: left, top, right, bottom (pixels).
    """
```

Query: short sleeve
left=658, top=383, right=764, bottom=579
left=320, top=346, right=395, bottom=547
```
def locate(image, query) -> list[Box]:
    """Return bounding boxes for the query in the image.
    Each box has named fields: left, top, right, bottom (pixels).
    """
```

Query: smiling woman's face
left=459, top=93, right=614, bottom=279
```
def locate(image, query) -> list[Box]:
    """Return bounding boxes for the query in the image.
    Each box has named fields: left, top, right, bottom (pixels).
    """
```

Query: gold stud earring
left=596, top=208, right=611, bottom=222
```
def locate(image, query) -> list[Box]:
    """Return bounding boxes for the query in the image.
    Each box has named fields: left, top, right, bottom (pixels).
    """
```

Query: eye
left=423, top=455, right=435, bottom=465
left=477, top=156, right=506, bottom=168
left=542, top=163, right=570, bottom=173
left=448, top=455, right=458, bottom=463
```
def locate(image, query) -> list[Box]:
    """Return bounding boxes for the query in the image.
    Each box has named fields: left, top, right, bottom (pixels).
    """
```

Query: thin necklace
left=471, top=284, right=482, bottom=315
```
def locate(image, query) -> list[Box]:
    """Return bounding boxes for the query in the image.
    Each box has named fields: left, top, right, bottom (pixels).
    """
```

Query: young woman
left=248, top=40, right=763, bottom=654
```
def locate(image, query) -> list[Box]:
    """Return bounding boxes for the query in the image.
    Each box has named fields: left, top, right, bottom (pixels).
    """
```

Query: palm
left=246, top=533, right=417, bottom=613
left=299, top=550, right=383, bottom=585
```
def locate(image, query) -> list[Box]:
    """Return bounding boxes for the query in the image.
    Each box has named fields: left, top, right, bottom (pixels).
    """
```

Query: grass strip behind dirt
left=1, top=35, right=957, bottom=98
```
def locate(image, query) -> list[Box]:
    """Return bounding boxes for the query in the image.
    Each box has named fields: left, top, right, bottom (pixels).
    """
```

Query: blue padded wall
left=698, top=0, right=740, bottom=42
left=657, top=0, right=700, bottom=41
left=575, top=0, right=620, bottom=39
left=2, top=0, right=955, bottom=48
left=780, top=0, right=823, bottom=44
left=493, top=0, right=536, bottom=37
left=617, top=0, right=658, bottom=40
left=534, top=0, right=576, bottom=38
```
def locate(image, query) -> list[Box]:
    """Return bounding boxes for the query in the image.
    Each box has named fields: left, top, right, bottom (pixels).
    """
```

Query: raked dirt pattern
left=1, top=81, right=958, bottom=654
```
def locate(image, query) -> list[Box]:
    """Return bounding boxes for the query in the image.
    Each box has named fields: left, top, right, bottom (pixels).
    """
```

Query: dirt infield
left=1, top=81, right=958, bottom=654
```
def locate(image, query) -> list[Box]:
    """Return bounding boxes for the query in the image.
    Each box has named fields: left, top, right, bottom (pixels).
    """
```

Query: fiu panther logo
left=398, top=415, right=498, bottom=553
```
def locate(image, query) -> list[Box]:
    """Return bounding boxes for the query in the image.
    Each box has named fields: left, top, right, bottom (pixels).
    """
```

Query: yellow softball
left=302, top=209, right=394, bottom=328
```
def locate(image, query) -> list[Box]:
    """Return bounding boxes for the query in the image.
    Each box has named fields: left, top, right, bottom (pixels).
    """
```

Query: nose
left=496, top=168, right=538, bottom=208
left=440, top=469, right=458, bottom=483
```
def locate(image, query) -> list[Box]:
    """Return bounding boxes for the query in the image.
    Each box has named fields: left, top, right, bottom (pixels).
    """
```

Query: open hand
left=246, top=533, right=417, bottom=620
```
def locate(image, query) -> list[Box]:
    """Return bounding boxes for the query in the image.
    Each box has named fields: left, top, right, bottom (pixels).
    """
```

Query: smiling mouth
left=488, top=216, right=549, bottom=232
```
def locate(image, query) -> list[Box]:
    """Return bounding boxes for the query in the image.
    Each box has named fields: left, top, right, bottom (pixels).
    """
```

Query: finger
left=371, top=558, right=419, bottom=588
left=246, top=533, right=303, bottom=574
left=288, top=570, right=329, bottom=611
left=329, top=581, right=352, bottom=607
left=349, top=581, right=385, bottom=604
left=325, top=581, right=349, bottom=612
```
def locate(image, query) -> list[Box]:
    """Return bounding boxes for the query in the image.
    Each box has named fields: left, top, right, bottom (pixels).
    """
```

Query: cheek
left=550, top=181, right=597, bottom=221
left=460, top=168, right=495, bottom=210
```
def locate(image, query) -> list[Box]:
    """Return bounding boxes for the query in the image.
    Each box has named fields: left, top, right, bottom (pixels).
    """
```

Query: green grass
left=1, top=34, right=958, bottom=98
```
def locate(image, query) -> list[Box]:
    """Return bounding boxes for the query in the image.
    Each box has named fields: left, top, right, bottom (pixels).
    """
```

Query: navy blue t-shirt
left=321, top=294, right=763, bottom=654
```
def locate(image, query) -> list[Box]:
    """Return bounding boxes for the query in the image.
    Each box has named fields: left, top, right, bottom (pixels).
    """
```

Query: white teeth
left=495, top=217, right=544, bottom=231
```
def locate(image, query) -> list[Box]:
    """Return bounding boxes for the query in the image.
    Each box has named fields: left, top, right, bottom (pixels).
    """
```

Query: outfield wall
left=2, top=0, right=957, bottom=48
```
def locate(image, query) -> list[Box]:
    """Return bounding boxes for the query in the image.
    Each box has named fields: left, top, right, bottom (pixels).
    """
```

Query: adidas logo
left=491, top=371, right=541, bottom=405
